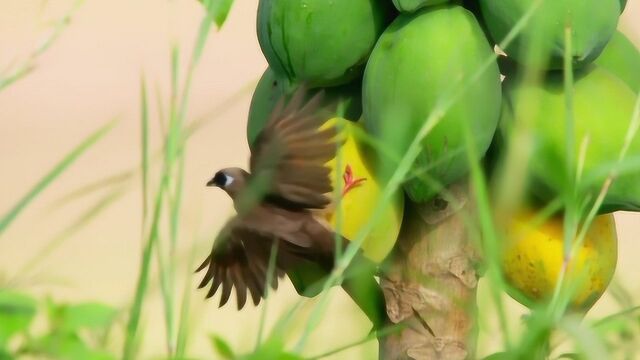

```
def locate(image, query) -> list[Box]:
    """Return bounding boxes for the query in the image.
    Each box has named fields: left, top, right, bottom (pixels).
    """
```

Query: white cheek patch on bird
left=224, top=175, right=235, bottom=187
left=342, top=164, right=366, bottom=197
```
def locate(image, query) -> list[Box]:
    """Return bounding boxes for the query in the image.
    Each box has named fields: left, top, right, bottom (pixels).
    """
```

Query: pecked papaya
left=479, top=0, right=620, bottom=69
left=501, top=66, right=640, bottom=213
left=257, top=0, right=391, bottom=88
left=247, top=68, right=363, bottom=149
left=362, top=5, right=501, bottom=203
left=595, top=30, right=640, bottom=93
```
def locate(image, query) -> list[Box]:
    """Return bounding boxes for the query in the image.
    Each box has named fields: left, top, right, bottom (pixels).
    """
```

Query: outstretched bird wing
left=198, top=89, right=341, bottom=310
left=249, top=88, right=337, bottom=209
left=196, top=218, right=286, bottom=310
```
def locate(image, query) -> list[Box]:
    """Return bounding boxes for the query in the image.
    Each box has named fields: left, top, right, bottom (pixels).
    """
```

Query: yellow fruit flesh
left=502, top=210, right=617, bottom=310
left=323, top=120, right=404, bottom=263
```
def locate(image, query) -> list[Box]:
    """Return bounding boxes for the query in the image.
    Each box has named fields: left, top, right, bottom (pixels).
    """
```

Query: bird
left=196, top=87, right=388, bottom=330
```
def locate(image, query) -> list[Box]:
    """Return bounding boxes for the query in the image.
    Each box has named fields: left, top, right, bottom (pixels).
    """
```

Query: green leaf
left=482, top=353, right=510, bottom=360
left=210, top=335, right=235, bottom=359
left=33, top=333, right=115, bottom=360
left=0, top=348, right=13, bottom=360
left=0, top=120, right=116, bottom=235
left=243, top=349, right=304, bottom=360
left=50, top=302, right=117, bottom=332
left=0, top=291, right=37, bottom=344
left=202, top=0, right=234, bottom=29
left=244, top=338, right=304, bottom=360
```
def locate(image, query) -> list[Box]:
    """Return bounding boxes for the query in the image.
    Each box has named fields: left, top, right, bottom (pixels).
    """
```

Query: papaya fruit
left=257, top=0, right=391, bottom=88
left=501, top=66, right=640, bottom=212
left=362, top=5, right=501, bottom=203
left=286, top=119, right=404, bottom=296
left=595, top=30, right=640, bottom=93
left=462, top=0, right=493, bottom=44
left=247, top=68, right=363, bottom=149
left=479, top=0, right=620, bottom=69
left=392, top=0, right=449, bottom=12
left=322, top=120, right=404, bottom=263
left=501, top=208, right=617, bottom=310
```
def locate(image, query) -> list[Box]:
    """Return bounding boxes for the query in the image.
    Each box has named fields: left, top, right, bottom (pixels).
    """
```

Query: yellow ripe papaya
left=501, top=209, right=617, bottom=310
left=322, top=120, right=405, bottom=263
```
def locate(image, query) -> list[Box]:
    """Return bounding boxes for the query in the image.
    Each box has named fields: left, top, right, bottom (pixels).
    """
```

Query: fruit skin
left=595, top=31, right=640, bottom=93
left=247, top=68, right=363, bottom=149
left=322, top=120, right=405, bottom=263
left=501, top=66, right=640, bottom=212
left=462, top=0, right=493, bottom=43
left=363, top=5, right=501, bottom=203
left=501, top=209, right=617, bottom=310
left=285, top=120, right=404, bottom=300
left=257, top=0, right=391, bottom=88
left=479, top=0, right=620, bottom=68
left=392, top=0, right=449, bottom=12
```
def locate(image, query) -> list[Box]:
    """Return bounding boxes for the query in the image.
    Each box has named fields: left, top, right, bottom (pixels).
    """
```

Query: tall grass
left=2, top=0, right=640, bottom=359
left=0, top=0, right=86, bottom=92
left=0, top=121, right=116, bottom=236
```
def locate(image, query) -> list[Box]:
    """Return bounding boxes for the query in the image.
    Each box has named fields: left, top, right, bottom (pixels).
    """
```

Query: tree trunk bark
left=380, top=182, right=480, bottom=360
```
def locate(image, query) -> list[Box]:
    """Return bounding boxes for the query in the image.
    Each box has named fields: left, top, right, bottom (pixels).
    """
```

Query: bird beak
left=206, top=178, right=216, bottom=187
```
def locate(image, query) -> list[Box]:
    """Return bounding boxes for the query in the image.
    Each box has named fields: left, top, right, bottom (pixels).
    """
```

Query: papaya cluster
left=478, top=0, right=639, bottom=311
left=247, top=0, right=640, bottom=309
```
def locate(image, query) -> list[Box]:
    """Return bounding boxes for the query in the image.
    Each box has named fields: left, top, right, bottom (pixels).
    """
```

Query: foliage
left=0, top=290, right=117, bottom=359
left=1, top=0, right=640, bottom=359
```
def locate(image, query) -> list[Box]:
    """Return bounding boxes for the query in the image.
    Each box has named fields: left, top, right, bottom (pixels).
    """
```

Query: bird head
left=206, top=167, right=249, bottom=198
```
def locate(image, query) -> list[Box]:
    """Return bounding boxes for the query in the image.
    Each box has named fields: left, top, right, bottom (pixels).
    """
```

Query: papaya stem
left=379, top=182, right=480, bottom=359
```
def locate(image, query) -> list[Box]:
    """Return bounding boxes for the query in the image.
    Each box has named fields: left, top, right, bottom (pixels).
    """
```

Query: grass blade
left=202, top=0, right=235, bottom=29
left=0, top=0, right=85, bottom=92
left=255, top=242, right=279, bottom=349
left=175, top=225, right=202, bottom=358
left=0, top=120, right=116, bottom=236
left=123, top=177, right=167, bottom=360
left=12, top=187, right=125, bottom=282
left=141, top=76, right=150, bottom=232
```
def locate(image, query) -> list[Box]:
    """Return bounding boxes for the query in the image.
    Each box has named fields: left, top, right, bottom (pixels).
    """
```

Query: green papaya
left=501, top=66, right=640, bottom=212
left=479, top=0, right=620, bottom=69
left=247, top=68, right=363, bottom=149
left=363, top=5, right=501, bottom=203
left=392, top=0, right=449, bottom=12
left=595, top=31, right=640, bottom=93
left=247, top=68, right=285, bottom=149
left=462, top=0, right=493, bottom=44
left=257, top=0, right=391, bottom=88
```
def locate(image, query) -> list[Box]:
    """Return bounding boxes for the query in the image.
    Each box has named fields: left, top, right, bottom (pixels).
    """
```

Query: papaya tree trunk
left=380, top=182, right=480, bottom=360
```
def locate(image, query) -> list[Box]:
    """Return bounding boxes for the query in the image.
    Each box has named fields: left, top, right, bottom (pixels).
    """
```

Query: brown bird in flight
left=196, top=88, right=387, bottom=329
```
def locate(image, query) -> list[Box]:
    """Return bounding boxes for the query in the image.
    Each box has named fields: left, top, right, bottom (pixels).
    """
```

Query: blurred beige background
left=0, top=1, right=639, bottom=359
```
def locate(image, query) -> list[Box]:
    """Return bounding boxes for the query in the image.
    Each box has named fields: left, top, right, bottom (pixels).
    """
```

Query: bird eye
left=213, top=171, right=227, bottom=187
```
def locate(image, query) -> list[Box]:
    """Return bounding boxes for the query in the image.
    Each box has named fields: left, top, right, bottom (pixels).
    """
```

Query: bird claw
left=342, top=165, right=366, bottom=197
